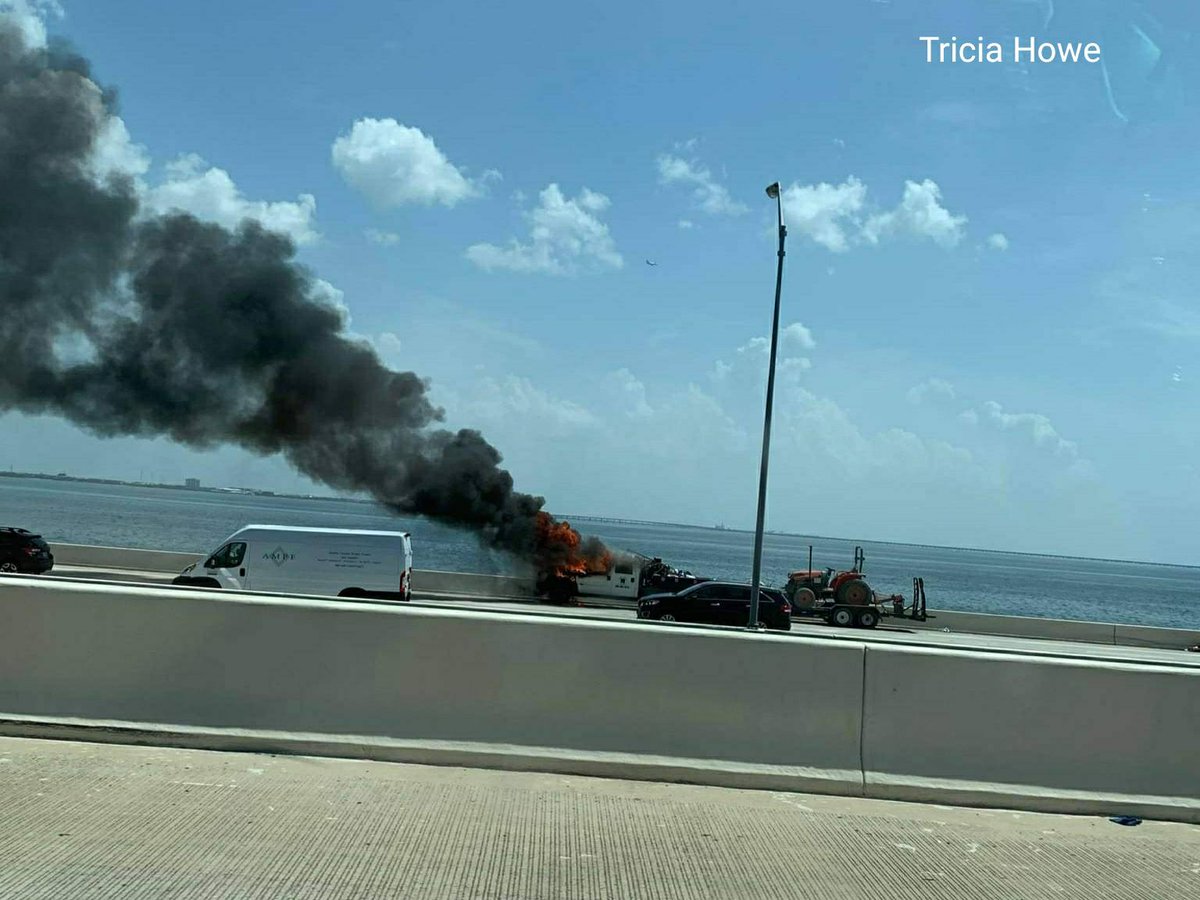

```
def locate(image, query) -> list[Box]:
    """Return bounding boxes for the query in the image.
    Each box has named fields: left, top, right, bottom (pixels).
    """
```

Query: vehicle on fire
left=538, top=553, right=710, bottom=603
left=637, top=581, right=792, bottom=631
left=0, top=527, right=55, bottom=574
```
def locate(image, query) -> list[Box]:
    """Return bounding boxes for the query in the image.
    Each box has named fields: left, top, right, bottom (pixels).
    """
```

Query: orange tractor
left=783, top=546, right=918, bottom=629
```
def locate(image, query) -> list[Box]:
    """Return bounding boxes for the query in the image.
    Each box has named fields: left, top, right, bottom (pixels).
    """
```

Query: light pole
left=748, top=181, right=786, bottom=628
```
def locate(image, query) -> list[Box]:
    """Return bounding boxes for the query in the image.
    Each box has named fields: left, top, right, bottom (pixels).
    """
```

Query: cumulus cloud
left=781, top=176, right=967, bottom=252
left=460, top=375, right=599, bottom=436
left=144, top=154, right=319, bottom=245
left=979, top=400, right=1077, bottom=456
left=713, top=322, right=815, bottom=388
left=780, top=177, right=868, bottom=252
left=0, top=0, right=60, bottom=48
left=465, top=184, right=623, bottom=275
left=606, top=368, right=653, bottom=418
left=862, top=179, right=967, bottom=248
left=310, top=278, right=350, bottom=326
left=331, top=118, right=495, bottom=209
left=782, top=322, right=816, bottom=351
left=89, top=116, right=150, bottom=182
left=906, top=378, right=957, bottom=405
left=657, top=154, right=747, bottom=216
left=374, top=331, right=403, bottom=358
left=365, top=228, right=402, bottom=246
left=988, top=232, right=1010, bottom=251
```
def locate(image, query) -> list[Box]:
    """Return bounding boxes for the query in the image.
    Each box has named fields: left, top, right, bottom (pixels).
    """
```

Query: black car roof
left=0, top=527, right=41, bottom=539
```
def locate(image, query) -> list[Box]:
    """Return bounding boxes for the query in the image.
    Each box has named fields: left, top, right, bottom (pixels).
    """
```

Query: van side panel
left=239, top=530, right=408, bottom=601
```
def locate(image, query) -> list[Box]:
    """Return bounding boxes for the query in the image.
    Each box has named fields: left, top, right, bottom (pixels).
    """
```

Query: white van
left=173, top=524, right=413, bottom=602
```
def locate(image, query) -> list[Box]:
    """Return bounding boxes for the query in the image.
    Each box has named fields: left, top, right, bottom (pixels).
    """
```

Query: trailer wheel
left=830, top=606, right=855, bottom=628
left=855, top=608, right=880, bottom=629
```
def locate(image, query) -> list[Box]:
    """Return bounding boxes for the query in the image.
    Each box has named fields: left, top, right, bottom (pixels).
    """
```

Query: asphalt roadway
left=1, top=735, right=1198, bottom=900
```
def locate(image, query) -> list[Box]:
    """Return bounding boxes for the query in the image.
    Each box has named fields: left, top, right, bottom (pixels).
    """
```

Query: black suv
left=637, top=581, right=791, bottom=631
left=0, top=527, right=55, bottom=574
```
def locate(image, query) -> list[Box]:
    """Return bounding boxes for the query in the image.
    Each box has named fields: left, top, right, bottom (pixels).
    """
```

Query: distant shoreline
left=1, top=468, right=1191, bottom=572
left=0, top=468, right=361, bottom=505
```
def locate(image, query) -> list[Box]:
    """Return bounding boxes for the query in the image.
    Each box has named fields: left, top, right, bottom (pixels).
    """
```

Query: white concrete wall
left=411, top=569, right=535, bottom=598
left=51, top=543, right=200, bottom=572
left=0, top=577, right=864, bottom=796
left=909, top=609, right=1200, bottom=652
left=862, top=644, right=1200, bottom=818
left=0, top=577, right=1197, bottom=821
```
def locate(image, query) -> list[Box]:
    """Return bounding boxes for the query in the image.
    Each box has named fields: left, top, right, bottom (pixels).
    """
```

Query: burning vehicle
left=534, top=527, right=709, bottom=604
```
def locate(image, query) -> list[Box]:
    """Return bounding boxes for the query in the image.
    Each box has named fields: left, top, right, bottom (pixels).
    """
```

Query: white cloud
left=678, top=219, right=695, bottom=230
left=780, top=177, right=868, bottom=252
left=331, top=118, right=493, bottom=209
left=460, top=375, right=599, bottom=436
left=89, top=116, right=150, bottom=182
left=606, top=368, right=653, bottom=418
left=365, top=228, right=402, bottom=246
left=465, top=183, right=622, bottom=275
left=145, top=154, right=319, bottom=245
left=906, top=378, right=957, bottom=405
left=781, top=176, right=967, bottom=252
left=960, top=409, right=980, bottom=425
left=988, top=232, right=1010, bottom=251
left=782, top=322, right=816, bottom=351
left=374, top=331, right=403, bottom=359
left=979, top=400, right=1077, bottom=456
left=0, top=0, right=61, bottom=48
left=657, top=154, right=747, bottom=216
left=713, top=323, right=815, bottom=389
left=863, top=179, right=967, bottom=248
left=310, top=279, right=350, bottom=326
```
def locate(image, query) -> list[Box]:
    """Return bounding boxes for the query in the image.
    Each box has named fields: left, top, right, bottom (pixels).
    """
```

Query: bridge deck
left=1, top=735, right=1196, bottom=899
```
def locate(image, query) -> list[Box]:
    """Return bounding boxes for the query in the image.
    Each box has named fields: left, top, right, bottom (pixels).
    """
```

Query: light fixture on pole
left=748, top=181, right=786, bottom=628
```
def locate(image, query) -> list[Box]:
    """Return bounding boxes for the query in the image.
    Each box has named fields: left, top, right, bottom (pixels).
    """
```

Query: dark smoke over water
left=0, top=22, right=591, bottom=568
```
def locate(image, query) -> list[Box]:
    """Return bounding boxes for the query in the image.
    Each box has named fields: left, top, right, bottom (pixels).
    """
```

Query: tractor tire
left=830, top=606, right=855, bottom=628
left=791, top=587, right=817, bottom=609
left=836, top=578, right=872, bottom=607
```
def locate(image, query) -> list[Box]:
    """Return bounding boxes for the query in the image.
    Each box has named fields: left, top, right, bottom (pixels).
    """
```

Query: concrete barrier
left=410, top=569, right=535, bottom=598
left=1114, top=622, right=1200, bottom=652
left=50, top=543, right=199, bottom=572
left=0, top=577, right=865, bottom=796
left=861, top=643, right=1200, bottom=821
left=906, top=609, right=1119, bottom=645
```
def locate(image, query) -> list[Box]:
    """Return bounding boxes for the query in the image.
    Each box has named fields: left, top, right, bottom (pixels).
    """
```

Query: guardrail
left=0, top=577, right=1196, bottom=821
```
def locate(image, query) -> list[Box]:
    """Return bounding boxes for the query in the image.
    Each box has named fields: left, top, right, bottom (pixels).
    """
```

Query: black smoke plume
left=0, top=22, right=595, bottom=568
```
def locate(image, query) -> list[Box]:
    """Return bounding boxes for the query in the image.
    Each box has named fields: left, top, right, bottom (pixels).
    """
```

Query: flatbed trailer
left=793, top=576, right=929, bottom=629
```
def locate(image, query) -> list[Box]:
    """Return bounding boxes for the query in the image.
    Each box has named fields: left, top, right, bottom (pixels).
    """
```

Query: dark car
left=0, top=527, right=55, bottom=574
left=637, top=581, right=791, bottom=631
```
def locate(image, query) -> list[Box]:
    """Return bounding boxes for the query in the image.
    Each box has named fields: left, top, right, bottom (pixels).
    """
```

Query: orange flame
left=534, top=511, right=612, bottom=577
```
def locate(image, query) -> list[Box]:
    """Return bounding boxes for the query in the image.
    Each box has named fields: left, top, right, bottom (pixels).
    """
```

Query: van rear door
left=401, top=534, right=413, bottom=601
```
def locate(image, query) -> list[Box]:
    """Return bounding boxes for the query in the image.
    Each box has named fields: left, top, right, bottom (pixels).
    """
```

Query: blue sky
left=2, top=0, right=1198, bottom=563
